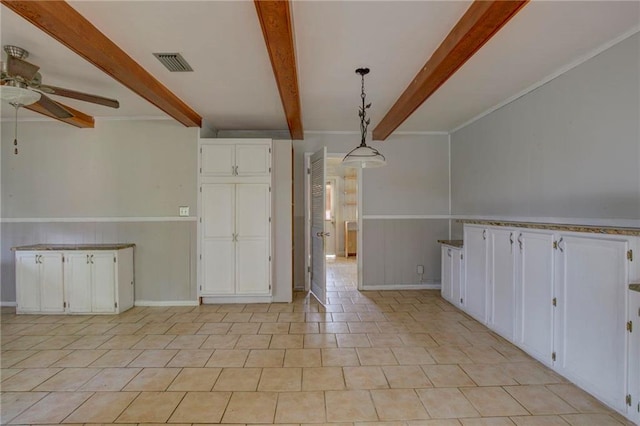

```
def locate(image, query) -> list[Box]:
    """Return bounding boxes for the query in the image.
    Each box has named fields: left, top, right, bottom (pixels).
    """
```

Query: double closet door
left=201, top=183, right=270, bottom=295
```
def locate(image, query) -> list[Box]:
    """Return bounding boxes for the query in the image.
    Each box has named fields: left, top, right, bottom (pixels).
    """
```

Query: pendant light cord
left=13, top=103, right=19, bottom=155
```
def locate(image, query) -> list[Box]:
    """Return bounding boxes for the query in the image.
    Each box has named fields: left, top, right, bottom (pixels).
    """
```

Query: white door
left=65, top=253, right=93, bottom=313
left=489, top=229, right=516, bottom=340
left=92, top=252, right=116, bottom=313
left=236, top=183, right=271, bottom=294
left=464, top=226, right=488, bottom=323
left=310, top=148, right=327, bottom=304
left=202, top=184, right=236, bottom=295
left=236, top=144, right=270, bottom=176
left=517, top=230, right=555, bottom=365
left=201, top=144, right=235, bottom=176
left=39, top=252, right=64, bottom=313
left=555, top=235, right=628, bottom=411
left=16, top=252, right=41, bottom=313
left=441, top=246, right=452, bottom=302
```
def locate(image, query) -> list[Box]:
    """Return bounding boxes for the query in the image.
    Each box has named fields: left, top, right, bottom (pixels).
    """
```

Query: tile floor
left=0, top=257, right=633, bottom=425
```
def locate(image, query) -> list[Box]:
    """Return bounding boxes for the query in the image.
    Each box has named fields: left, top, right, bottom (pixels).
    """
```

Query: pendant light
left=342, top=67, right=386, bottom=168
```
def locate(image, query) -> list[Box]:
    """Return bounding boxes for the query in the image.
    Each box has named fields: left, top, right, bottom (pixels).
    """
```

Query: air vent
left=153, top=52, right=193, bottom=72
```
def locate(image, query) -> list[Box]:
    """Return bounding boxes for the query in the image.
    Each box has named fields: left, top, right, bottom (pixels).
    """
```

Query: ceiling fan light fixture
left=0, top=84, right=41, bottom=106
left=342, top=67, right=386, bottom=169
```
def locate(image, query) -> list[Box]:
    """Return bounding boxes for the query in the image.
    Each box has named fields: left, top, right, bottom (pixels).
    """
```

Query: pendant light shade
left=0, top=85, right=41, bottom=106
left=342, top=67, right=386, bottom=169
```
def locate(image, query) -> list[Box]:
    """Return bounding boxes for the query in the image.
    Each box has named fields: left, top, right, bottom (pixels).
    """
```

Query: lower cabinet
left=516, top=230, right=556, bottom=366
left=461, top=223, right=637, bottom=421
left=16, top=251, right=64, bottom=314
left=15, top=246, right=134, bottom=315
left=441, top=245, right=464, bottom=308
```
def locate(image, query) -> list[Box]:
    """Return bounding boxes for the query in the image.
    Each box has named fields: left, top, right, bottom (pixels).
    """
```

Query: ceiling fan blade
left=6, top=56, right=40, bottom=81
left=35, top=93, right=73, bottom=118
left=39, top=84, right=119, bottom=109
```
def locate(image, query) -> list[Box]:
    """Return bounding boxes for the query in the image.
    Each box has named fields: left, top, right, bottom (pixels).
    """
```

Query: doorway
left=305, top=152, right=361, bottom=299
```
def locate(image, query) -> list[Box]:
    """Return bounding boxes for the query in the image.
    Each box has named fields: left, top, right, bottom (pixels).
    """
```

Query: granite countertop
left=458, top=219, right=640, bottom=237
left=12, top=243, right=135, bottom=251
left=437, top=239, right=464, bottom=248
left=630, top=284, right=640, bottom=293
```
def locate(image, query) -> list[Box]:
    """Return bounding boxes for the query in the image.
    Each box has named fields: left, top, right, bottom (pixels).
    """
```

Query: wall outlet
left=417, top=265, right=424, bottom=275
left=179, top=206, right=190, bottom=217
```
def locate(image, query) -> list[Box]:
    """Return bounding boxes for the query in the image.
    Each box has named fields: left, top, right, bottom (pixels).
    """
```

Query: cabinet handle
left=558, top=237, right=564, bottom=253
left=447, top=249, right=451, bottom=257
left=509, top=232, right=514, bottom=246
left=482, top=230, right=486, bottom=240
left=90, top=254, right=94, bottom=264
left=235, top=165, right=239, bottom=175
left=86, top=254, right=90, bottom=264
left=517, top=234, right=523, bottom=251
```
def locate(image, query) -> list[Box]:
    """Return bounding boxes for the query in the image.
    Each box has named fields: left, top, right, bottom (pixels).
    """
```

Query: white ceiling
left=1, top=1, right=639, bottom=135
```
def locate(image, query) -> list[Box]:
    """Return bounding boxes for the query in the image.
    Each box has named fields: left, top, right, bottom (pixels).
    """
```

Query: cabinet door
left=39, top=252, right=64, bottom=313
left=517, top=231, right=555, bottom=365
left=464, top=226, right=488, bottom=323
left=201, top=144, right=235, bottom=176
left=489, top=229, right=516, bottom=340
left=16, top=252, right=41, bottom=313
left=441, top=246, right=452, bottom=302
left=236, top=144, right=270, bottom=176
left=65, top=253, right=93, bottom=313
left=202, top=184, right=235, bottom=295
left=91, top=252, right=116, bottom=313
left=555, top=235, right=628, bottom=412
left=628, top=289, right=640, bottom=424
left=236, top=183, right=270, bottom=294
left=452, top=249, right=463, bottom=308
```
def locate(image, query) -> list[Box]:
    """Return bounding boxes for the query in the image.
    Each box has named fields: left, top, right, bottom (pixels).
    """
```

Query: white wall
left=293, top=133, right=450, bottom=288
left=1, top=119, right=199, bottom=303
left=451, top=33, right=640, bottom=227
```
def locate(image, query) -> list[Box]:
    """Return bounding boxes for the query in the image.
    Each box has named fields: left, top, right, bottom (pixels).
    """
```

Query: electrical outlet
left=179, top=206, right=190, bottom=217
left=417, top=265, right=424, bottom=274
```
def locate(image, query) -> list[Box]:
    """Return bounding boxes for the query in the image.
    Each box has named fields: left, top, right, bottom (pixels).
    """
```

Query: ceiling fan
left=1, top=45, right=120, bottom=154
left=1, top=44, right=120, bottom=118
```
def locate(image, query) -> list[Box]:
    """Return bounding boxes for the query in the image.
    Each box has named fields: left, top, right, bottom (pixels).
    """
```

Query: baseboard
left=134, top=300, right=199, bottom=307
left=362, top=283, right=441, bottom=291
left=1, top=301, right=17, bottom=307
left=201, top=295, right=273, bottom=304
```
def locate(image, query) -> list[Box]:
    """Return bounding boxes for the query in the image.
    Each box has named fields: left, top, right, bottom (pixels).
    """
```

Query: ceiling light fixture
left=0, top=82, right=41, bottom=155
left=342, top=67, right=386, bottom=168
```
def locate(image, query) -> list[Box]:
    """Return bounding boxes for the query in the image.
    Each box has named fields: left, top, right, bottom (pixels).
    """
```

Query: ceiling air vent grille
left=153, top=52, right=193, bottom=72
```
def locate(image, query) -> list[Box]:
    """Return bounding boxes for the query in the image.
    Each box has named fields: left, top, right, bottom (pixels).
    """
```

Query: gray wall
left=293, top=133, right=450, bottom=288
left=451, top=33, right=640, bottom=222
left=1, top=119, right=199, bottom=303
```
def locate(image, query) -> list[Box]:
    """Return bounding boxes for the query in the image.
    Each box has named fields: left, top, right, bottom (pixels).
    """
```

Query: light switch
left=179, top=206, right=190, bottom=217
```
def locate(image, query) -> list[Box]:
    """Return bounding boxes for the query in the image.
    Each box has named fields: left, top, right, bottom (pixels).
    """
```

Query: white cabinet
left=202, top=183, right=271, bottom=296
left=441, top=244, right=464, bottom=308
left=14, top=245, right=134, bottom=315
left=201, top=139, right=271, bottom=177
left=199, top=138, right=272, bottom=301
left=554, top=234, right=629, bottom=413
left=515, top=230, right=556, bottom=365
left=628, top=286, right=640, bottom=424
left=488, top=228, right=516, bottom=341
left=464, top=225, right=489, bottom=323
left=65, top=251, right=127, bottom=314
left=16, top=252, right=64, bottom=314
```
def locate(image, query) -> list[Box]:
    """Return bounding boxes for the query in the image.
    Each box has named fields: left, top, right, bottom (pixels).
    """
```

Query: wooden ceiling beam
left=25, top=101, right=95, bottom=128
left=1, top=0, right=202, bottom=127
left=372, top=0, right=529, bottom=140
left=254, top=0, right=304, bottom=140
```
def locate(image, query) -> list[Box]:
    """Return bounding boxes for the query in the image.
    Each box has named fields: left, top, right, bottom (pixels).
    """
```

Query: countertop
left=458, top=219, right=640, bottom=237
left=630, top=284, right=640, bottom=293
left=12, top=243, right=136, bottom=251
left=437, top=239, right=464, bottom=249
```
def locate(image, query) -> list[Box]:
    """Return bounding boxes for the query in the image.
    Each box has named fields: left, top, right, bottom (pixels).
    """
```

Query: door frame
left=304, top=152, right=363, bottom=292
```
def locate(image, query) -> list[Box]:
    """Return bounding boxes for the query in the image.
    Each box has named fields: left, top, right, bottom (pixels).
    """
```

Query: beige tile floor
left=0, top=257, right=633, bottom=425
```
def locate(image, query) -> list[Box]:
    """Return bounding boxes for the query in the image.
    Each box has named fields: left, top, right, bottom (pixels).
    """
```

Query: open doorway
left=305, top=152, right=361, bottom=299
